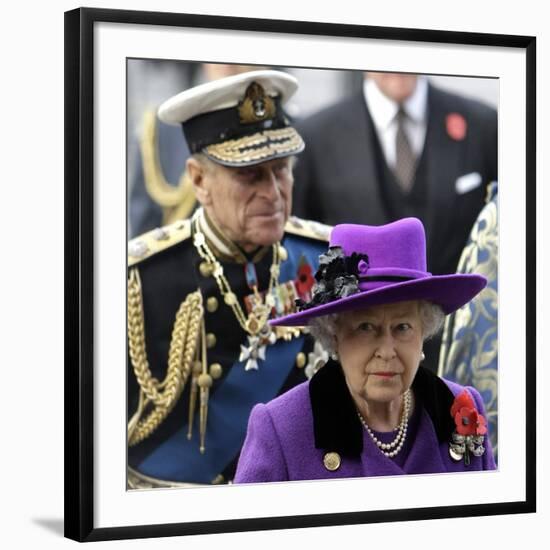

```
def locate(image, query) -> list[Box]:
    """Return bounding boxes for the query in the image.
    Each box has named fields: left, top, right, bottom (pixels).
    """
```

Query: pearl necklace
left=357, top=390, right=411, bottom=458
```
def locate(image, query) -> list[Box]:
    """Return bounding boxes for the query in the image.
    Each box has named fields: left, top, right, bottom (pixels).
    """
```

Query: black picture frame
left=64, top=7, right=536, bottom=542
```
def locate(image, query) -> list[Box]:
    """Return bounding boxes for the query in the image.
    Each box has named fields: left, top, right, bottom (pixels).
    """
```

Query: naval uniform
left=127, top=210, right=331, bottom=486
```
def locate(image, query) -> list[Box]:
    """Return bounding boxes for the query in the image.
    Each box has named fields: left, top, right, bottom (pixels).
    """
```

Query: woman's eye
left=358, top=322, right=375, bottom=332
left=396, top=323, right=412, bottom=332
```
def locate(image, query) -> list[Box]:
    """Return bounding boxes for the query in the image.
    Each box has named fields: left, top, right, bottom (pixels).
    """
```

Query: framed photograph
left=65, top=7, right=536, bottom=542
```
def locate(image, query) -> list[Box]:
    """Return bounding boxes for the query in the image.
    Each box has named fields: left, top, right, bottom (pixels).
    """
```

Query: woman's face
left=335, top=301, right=424, bottom=406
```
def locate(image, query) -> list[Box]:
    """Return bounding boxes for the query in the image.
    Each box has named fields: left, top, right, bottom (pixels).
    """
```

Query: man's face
left=190, top=156, right=294, bottom=252
left=367, top=72, right=418, bottom=103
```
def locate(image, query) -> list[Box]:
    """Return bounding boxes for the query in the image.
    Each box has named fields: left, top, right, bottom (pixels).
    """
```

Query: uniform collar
left=195, top=207, right=270, bottom=264
left=363, top=76, right=428, bottom=130
left=308, top=359, right=456, bottom=457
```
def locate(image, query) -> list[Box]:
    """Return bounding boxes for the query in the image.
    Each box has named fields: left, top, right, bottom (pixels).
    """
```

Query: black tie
left=394, top=108, right=416, bottom=192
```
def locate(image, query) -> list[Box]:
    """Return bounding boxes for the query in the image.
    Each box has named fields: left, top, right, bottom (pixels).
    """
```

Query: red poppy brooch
left=449, top=389, right=487, bottom=465
left=294, top=256, right=315, bottom=301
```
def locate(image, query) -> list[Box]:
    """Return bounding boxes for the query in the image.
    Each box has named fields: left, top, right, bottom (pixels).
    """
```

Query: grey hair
left=189, top=152, right=217, bottom=172
left=309, top=313, right=340, bottom=357
left=308, top=300, right=445, bottom=356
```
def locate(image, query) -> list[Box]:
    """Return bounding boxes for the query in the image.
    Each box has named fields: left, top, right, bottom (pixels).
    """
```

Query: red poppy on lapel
left=451, top=390, right=487, bottom=436
left=446, top=112, right=467, bottom=141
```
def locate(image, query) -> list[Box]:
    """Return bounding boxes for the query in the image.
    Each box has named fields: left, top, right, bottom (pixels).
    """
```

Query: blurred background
left=127, top=59, right=498, bottom=238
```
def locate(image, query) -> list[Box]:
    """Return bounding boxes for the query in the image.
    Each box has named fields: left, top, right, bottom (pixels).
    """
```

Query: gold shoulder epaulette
left=128, top=219, right=192, bottom=267
left=285, top=216, right=332, bottom=242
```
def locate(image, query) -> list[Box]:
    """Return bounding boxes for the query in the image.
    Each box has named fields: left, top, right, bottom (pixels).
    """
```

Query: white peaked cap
left=158, top=70, right=299, bottom=125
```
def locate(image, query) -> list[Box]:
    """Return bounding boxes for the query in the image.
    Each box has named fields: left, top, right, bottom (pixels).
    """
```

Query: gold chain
left=127, top=267, right=203, bottom=446
left=191, top=216, right=281, bottom=336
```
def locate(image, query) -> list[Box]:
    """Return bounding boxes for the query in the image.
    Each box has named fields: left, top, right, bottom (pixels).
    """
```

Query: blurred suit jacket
left=292, top=82, right=498, bottom=278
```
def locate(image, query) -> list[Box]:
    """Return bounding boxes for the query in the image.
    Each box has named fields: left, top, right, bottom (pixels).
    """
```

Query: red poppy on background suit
left=446, top=112, right=467, bottom=141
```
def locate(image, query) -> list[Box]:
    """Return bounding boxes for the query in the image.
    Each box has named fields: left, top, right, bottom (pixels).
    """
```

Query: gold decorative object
left=237, top=82, right=276, bottom=123
left=323, top=452, right=341, bottom=472
left=295, top=352, right=306, bottom=368
left=192, top=212, right=285, bottom=371
left=198, top=373, right=213, bottom=388
left=140, top=109, right=196, bottom=226
left=127, top=467, right=203, bottom=489
left=206, top=333, right=217, bottom=349
left=224, top=292, right=237, bottom=306
left=204, top=128, right=303, bottom=165
left=278, top=245, right=288, bottom=261
left=275, top=326, right=302, bottom=341
left=206, top=296, right=219, bottom=313
left=127, top=268, right=203, bottom=447
left=199, top=261, right=214, bottom=277
left=209, top=363, right=223, bottom=379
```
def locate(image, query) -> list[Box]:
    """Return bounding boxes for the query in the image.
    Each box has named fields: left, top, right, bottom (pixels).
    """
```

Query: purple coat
left=234, top=361, right=496, bottom=482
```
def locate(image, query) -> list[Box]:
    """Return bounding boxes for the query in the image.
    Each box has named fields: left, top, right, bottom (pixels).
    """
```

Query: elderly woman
left=234, top=218, right=496, bottom=482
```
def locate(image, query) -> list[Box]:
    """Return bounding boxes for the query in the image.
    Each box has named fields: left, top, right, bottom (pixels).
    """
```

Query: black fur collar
left=308, top=360, right=456, bottom=456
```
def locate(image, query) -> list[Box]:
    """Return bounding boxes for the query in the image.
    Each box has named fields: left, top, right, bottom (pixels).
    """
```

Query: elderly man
left=127, top=70, right=330, bottom=488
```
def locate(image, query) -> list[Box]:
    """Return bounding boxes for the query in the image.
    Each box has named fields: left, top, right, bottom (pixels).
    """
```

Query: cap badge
left=238, top=82, right=276, bottom=124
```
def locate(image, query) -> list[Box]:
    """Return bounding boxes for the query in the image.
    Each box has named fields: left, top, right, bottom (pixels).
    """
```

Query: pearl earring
left=421, top=351, right=425, bottom=361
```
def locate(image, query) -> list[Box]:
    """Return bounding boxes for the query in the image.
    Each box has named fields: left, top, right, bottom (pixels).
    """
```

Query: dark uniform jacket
left=127, top=210, right=330, bottom=486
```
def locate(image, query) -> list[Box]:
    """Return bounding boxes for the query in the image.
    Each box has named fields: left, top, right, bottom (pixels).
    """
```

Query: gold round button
left=323, top=452, right=341, bottom=472
left=211, top=474, right=225, bottom=485
left=209, top=363, right=223, bottom=379
left=206, top=333, right=217, bottom=349
left=199, top=261, right=214, bottom=277
left=206, top=296, right=219, bottom=313
left=198, top=373, right=213, bottom=388
left=295, top=352, right=306, bottom=369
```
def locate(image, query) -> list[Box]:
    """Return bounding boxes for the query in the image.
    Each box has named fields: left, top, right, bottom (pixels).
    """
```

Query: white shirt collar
left=363, top=76, right=428, bottom=129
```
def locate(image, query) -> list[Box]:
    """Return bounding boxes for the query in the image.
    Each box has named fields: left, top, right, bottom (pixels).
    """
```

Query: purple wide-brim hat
left=271, top=218, right=487, bottom=327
